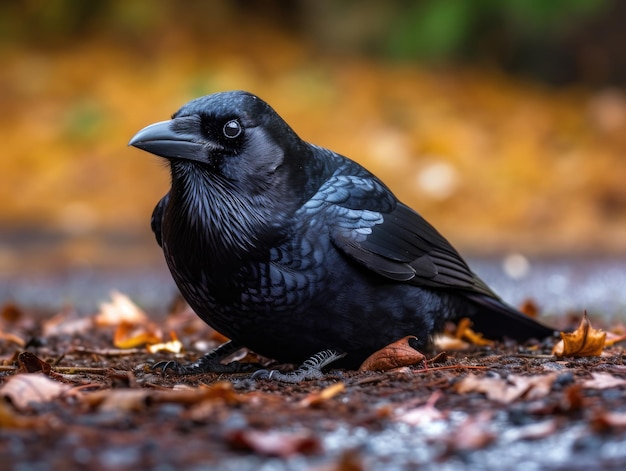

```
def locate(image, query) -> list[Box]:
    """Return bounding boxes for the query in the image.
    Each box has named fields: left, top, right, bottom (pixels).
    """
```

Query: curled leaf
left=1, top=374, right=69, bottom=411
left=113, top=320, right=162, bottom=349
left=299, top=382, right=345, bottom=407
left=17, top=352, right=52, bottom=374
left=147, top=331, right=183, bottom=354
left=455, top=373, right=557, bottom=403
left=227, top=430, right=321, bottom=457
left=359, top=336, right=425, bottom=372
left=552, top=311, right=605, bottom=357
left=455, top=318, right=493, bottom=346
left=95, top=291, right=148, bottom=326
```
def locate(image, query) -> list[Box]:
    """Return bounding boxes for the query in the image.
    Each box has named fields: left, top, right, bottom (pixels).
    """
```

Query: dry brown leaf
left=590, top=410, right=626, bottom=432
left=552, top=312, right=606, bottom=357
left=581, top=372, right=626, bottom=389
left=42, top=308, right=93, bottom=337
left=1, top=303, right=23, bottom=323
left=97, top=389, right=151, bottom=413
left=448, top=412, right=496, bottom=451
left=1, top=373, right=70, bottom=411
left=227, top=429, right=321, bottom=457
left=94, top=291, right=148, bottom=326
left=299, top=382, right=345, bottom=407
left=16, top=351, right=52, bottom=374
left=358, top=336, right=425, bottom=371
left=519, top=299, right=540, bottom=318
left=455, top=373, right=557, bottom=403
left=155, top=381, right=244, bottom=406
left=0, top=400, right=45, bottom=428
left=503, top=419, right=558, bottom=441
left=83, top=381, right=243, bottom=411
left=395, top=390, right=445, bottom=426
left=605, top=331, right=626, bottom=347
left=0, top=329, right=25, bottom=347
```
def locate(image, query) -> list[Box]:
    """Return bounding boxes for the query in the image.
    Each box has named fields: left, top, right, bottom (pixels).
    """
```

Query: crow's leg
left=152, top=340, right=257, bottom=375
left=251, top=349, right=346, bottom=383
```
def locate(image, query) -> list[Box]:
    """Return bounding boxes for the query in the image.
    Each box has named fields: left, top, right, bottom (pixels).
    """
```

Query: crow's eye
left=223, top=120, right=242, bottom=138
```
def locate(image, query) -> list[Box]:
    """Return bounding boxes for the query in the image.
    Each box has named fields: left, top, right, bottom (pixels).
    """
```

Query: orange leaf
left=359, top=336, right=425, bottom=372
left=552, top=312, right=605, bottom=357
left=113, top=320, right=162, bottom=349
left=299, top=382, right=345, bottom=407
left=455, top=318, right=494, bottom=346
left=147, top=331, right=183, bottom=354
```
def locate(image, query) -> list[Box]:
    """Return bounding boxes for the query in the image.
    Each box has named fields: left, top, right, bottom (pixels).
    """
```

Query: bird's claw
left=152, top=360, right=180, bottom=373
left=251, top=349, right=346, bottom=383
left=150, top=341, right=258, bottom=375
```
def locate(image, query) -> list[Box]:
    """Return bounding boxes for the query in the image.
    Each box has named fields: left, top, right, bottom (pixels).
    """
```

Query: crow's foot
left=152, top=341, right=257, bottom=375
left=251, top=349, right=346, bottom=383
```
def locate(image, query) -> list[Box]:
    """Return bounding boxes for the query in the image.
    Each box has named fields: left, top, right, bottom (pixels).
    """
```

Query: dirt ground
left=2, top=295, right=626, bottom=471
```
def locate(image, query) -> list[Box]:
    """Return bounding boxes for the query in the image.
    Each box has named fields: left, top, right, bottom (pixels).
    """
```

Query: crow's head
left=129, top=91, right=306, bottom=195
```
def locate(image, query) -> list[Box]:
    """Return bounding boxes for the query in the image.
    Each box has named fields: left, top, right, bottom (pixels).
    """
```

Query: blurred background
left=1, top=0, right=625, bottom=312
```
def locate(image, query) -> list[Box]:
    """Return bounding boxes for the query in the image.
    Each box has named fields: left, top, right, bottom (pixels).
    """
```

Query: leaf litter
left=2, top=292, right=626, bottom=469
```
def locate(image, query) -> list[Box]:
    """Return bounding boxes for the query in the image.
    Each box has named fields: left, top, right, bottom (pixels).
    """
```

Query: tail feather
left=466, top=294, right=556, bottom=342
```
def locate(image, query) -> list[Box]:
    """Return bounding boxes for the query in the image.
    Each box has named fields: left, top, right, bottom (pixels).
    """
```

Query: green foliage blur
left=0, top=0, right=615, bottom=85
left=385, top=0, right=606, bottom=59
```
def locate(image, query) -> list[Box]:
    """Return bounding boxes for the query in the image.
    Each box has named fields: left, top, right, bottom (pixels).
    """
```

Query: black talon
left=251, top=349, right=346, bottom=383
left=152, top=360, right=186, bottom=374
left=150, top=341, right=256, bottom=375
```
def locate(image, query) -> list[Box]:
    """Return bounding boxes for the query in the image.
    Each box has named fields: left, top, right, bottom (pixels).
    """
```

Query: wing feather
left=321, top=170, right=497, bottom=298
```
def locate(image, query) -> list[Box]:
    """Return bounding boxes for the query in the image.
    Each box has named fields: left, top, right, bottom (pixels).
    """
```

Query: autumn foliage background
left=1, top=0, right=625, bottom=278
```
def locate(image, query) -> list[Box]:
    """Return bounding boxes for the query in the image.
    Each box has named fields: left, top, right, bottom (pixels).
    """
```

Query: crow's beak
left=129, top=119, right=205, bottom=162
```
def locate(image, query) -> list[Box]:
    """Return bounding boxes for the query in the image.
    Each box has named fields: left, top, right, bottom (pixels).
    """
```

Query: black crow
left=129, top=91, right=554, bottom=381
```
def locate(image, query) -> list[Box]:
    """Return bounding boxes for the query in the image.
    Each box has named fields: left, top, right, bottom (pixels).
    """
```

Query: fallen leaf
left=0, top=329, right=25, bottom=347
left=519, top=299, right=540, bottom=318
left=146, top=331, right=184, bottom=354
left=227, top=429, right=321, bottom=457
left=552, top=311, right=605, bottom=357
left=113, top=319, right=162, bottom=349
left=448, top=412, right=496, bottom=451
left=1, top=374, right=69, bottom=411
left=1, top=303, right=23, bottom=323
left=359, top=336, right=425, bottom=371
left=590, top=410, right=626, bottom=432
left=433, top=334, right=470, bottom=351
left=42, top=307, right=93, bottom=337
left=299, top=382, right=345, bottom=407
left=94, top=291, right=148, bottom=326
left=316, top=449, right=365, bottom=471
left=455, top=373, right=557, bottom=403
left=16, top=351, right=51, bottom=374
left=97, top=389, right=151, bottom=413
left=605, top=331, right=626, bottom=347
left=0, top=401, right=46, bottom=429
left=155, top=381, right=244, bottom=406
left=82, top=381, right=244, bottom=411
left=502, top=419, right=558, bottom=442
left=581, top=372, right=626, bottom=389
left=395, top=390, right=445, bottom=426
left=455, top=318, right=494, bottom=346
